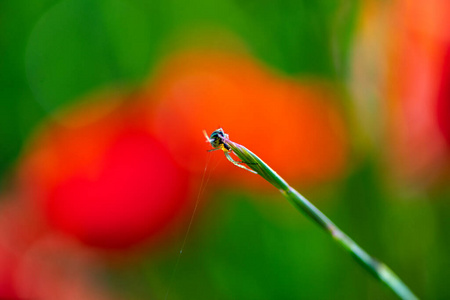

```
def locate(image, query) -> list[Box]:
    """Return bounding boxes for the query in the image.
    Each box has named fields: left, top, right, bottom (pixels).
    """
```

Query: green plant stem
left=224, top=138, right=418, bottom=300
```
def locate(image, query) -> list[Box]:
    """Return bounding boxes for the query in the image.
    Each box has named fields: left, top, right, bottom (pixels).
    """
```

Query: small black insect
left=203, top=128, right=257, bottom=174
left=206, top=128, right=231, bottom=151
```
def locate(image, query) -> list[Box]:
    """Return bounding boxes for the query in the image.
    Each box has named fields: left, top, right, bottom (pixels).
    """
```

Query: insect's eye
left=210, top=131, right=222, bottom=140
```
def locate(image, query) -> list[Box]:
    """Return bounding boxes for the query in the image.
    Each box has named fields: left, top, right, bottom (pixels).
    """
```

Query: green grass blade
left=223, top=138, right=418, bottom=300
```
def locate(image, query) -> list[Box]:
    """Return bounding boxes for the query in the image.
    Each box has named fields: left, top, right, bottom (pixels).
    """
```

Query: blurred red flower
left=437, top=44, right=450, bottom=146
left=386, top=0, right=450, bottom=184
left=0, top=196, right=46, bottom=299
left=352, top=0, right=450, bottom=186
left=146, top=48, right=349, bottom=187
left=14, top=235, right=120, bottom=300
left=17, top=92, right=192, bottom=249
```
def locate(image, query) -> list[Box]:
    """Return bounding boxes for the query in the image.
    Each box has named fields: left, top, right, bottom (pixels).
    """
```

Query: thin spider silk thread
left=164, top=152, right=215, bottom=300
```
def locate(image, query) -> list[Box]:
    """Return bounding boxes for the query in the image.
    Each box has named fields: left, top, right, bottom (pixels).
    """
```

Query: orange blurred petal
left=146, top=49, right=349, bottom=187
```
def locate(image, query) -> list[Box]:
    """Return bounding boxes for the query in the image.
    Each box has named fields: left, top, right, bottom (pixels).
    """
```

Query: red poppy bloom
left=146, top=49, right=349, bottom=187
left=18, top=93, right=191, bottom=249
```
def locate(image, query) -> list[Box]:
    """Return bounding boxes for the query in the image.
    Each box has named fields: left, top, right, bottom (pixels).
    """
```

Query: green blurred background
left=1, top=0, right=450, bottom=299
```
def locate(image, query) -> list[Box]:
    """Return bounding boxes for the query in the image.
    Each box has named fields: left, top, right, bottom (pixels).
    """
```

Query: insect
left=203, top=128, right=257, bottom=174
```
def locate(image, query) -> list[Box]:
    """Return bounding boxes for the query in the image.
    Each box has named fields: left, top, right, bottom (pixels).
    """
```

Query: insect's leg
left=224, top=152, right=257, bottom=174
left=207, top=148, right=221, bottom=152
left=203, top=130, right=211, bottom=143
